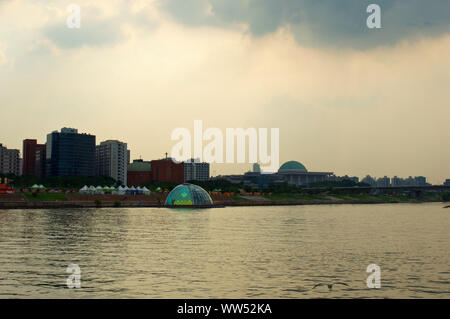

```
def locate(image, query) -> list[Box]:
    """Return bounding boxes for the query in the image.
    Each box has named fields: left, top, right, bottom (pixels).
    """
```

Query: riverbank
left=0, top=193, right=445, bottom=209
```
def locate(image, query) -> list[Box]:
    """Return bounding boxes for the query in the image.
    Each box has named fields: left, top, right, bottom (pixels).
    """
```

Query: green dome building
left=278, top=161, right=307, bottom=173
left=277, top=161, right=332, bottom=186
left=165, top=183, right=213, bottom=206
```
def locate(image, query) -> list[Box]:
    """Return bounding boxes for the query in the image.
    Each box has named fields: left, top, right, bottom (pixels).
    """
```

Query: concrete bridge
left=305, top=185, right=450, bottom=198
left=306, top=185, right=450, bottom=191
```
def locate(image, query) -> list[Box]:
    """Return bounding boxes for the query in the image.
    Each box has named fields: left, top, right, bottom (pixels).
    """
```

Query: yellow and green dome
left=165, top=183, right=213, bottom=206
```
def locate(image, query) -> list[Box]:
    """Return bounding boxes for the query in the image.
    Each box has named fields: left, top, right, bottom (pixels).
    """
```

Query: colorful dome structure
left=165, top=183, right=213, bottom=206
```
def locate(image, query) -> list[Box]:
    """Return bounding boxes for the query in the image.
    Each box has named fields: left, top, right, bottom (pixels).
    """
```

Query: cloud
left=0, top=42, right=9, bottom=66
left=0, top=46, right=6, bottom=64
left=44, top=18, right=124, bottom=49
left=41, top=1, right=156, bottom=49
left=161, top=0, right=450, bottom=48
left=1, top=1, right=449, bottom=183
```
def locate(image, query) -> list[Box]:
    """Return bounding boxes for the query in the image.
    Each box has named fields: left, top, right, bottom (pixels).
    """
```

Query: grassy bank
left=257, top=192, right=442, bottom=203
left=264, top=193, right=328, bottom=201
left=1, top=190, right=446, bottom=209
left=230, top=195, right=250, bottom=201
left=24, top=193, right=68, bottom=202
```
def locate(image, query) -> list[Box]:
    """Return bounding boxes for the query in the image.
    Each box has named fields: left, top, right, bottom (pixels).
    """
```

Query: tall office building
left=184, top=159, right=210, bottom=182
left=23, top=139, right=46, bottom=177
left=18, top=158, right=23, bottom=176
left=46, top=128, right=96, bottom=177
left=0, top=143, right=20, bottom=175
left=96, top=140, right=129, bottom=185
left=35, top=146, right=46, bottom=177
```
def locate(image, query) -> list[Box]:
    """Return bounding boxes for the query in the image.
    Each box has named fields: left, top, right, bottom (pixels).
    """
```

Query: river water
left=0, top=203, right=448, bottom=298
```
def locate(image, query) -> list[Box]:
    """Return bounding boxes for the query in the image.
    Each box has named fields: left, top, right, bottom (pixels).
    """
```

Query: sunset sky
left=1, top=0, right=449, bottom=183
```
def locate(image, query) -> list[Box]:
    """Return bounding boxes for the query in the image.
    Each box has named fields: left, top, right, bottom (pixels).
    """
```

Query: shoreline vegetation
left=0, top=192, right=447, bottom=209
left=1, top=176, right=449, bottom=209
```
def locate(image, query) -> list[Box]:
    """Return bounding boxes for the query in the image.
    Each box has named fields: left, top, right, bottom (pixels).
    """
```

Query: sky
left=0, top=0, right=449, bottom=183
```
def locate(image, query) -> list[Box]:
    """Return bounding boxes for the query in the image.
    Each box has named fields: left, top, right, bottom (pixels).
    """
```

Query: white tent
left=38, top=184, right=45, bottom=189
left=79, top=185, right=89, bottom=194
left=95, top=186, right=104, bottom=194
left=142, top=186, right=150, bottom=195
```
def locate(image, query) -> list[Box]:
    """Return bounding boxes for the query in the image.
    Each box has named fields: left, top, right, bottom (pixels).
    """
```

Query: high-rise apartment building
left=46, top=128, right=96, bottom=177
left=391, top=175, right=428, bottom=186
left=328, top=174, right=359, bottom=183
left=414, top=176, right=427, bottom=186
left=376, top=176, right=391, bottom=187
left=0, top=143, right=20, bottom=175
left=96, top=140, right=129, bottom=185
left=361, top=175, right=377, bottom=186
left=184, top=159, right=210, bottom=182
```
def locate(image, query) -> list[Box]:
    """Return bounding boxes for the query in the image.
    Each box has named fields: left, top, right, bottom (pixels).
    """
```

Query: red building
left=22, top=139, right=46, bottom=177
left=151, top=158, right=184, bottom=184
left=127, top=160, right=152, bottom=186
left=126, top=157, right=185, bottom=186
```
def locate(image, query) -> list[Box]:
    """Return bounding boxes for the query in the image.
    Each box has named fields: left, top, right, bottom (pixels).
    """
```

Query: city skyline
left=1, top=1, right=449, bottom=184
left=0, top=1, right=449, bottom=302
left=0, top=125, right=446, bottom=185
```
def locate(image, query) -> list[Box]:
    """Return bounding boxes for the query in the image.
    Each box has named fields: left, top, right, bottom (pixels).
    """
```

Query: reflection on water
left=0, top=203, right=449, bottom=298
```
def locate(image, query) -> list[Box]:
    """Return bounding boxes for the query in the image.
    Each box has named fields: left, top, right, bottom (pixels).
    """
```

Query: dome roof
left=278, top=161, right=307, bottom=172
left=165, top=183, right=213, bottom=206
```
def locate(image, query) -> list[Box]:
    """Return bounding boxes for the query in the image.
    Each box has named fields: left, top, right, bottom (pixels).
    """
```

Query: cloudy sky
left=0, top=0, right=449, bottom=183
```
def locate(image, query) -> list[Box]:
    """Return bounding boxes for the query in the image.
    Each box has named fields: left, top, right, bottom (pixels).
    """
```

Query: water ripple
left=0, top=203, right=449, bottom=298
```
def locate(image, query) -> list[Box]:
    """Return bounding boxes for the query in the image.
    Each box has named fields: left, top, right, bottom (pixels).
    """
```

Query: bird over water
left=312, top=282, right=349, bottom=291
